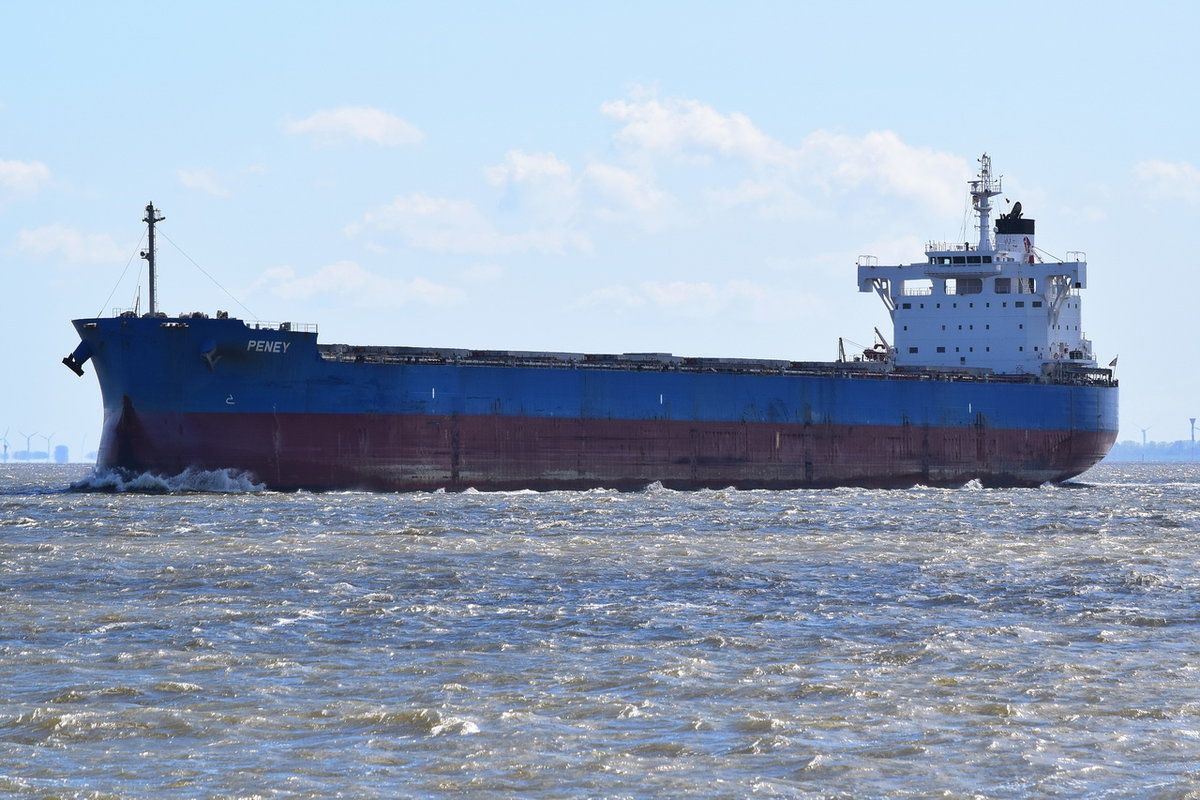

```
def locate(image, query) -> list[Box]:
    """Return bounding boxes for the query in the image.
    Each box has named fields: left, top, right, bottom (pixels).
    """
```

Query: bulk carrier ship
left=62, top=155, right=1117, bottom=490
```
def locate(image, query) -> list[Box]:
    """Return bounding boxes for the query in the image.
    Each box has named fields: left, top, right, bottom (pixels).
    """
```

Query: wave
left=69, top=467, right=266, bottom=494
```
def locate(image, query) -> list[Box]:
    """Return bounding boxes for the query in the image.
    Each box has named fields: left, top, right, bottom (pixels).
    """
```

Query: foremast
left=141, top=203, right=165, bottom=316
left=62, top=202, right=166, bottom=377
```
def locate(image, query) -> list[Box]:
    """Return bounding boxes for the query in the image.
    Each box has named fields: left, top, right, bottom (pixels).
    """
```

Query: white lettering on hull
left=247, top=340, right=292, bottom=354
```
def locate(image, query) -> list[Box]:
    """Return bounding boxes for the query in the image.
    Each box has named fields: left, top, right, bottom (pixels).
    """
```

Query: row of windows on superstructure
left=908, top=345, right=1046, bottom=354
left=904, top=277, right=1040, bottom=296
left=929, top=255, right=992, bottom=265
left=945, top=277, right=1036, bottom=294
left=901, top=300, right=1044, bottom=310
left=903, top=323, right=1008, bottom=331
left=900, top=322, right=1081, bottom=332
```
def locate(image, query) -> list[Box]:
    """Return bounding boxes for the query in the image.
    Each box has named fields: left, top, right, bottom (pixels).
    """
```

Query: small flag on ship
left=1108, top=356, right=1119, bottom=367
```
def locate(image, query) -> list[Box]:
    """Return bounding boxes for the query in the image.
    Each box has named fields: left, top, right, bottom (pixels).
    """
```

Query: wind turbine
left=19, top=431, right=38, bottom=461
left=0, top=428, right=8, bottom=462
left=39, top=432, right=56, bottom=462
left=1140, top=426, right=1151, bottom=462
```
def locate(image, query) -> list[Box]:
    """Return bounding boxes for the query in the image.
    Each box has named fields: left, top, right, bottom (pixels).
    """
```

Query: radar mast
left=970, top=154, right=1002, bottom=252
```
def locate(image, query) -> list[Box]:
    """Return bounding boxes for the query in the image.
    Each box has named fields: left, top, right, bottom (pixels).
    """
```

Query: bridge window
left=902, top=278, right=932, bottom=295
left=995, top=278, right=1011, bottom=294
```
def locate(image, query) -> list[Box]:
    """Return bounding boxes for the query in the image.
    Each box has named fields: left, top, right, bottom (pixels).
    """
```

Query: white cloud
left=598, top=89, right=968, bottom=216
left=798, top=131, right=969, bottom=215
left=178, top=168, right=230, bottom=197
left=462, top=262, right=505, bottom=282
left=1133, top=159, right=1200, bottom=202
left=639, top=280, right=726, bottom=317
left=485, top=150, right=572, bottom=186
left=580, top=279, right=820, bottom=321
left=601, top=88, right=793, bottom=166
left=485, top=150, right=579, bottom=224
left=17, top=223, right=125, bottom=263
left=286, top=107, right=423, bottom=147
left=329, top=92, right=970, bottom=269
left=0, top=159, right=50, bottom=192
left=259, top=261, right=463, bottom=308
left=703, top=178, right=817, bottom=220
left=577, top=284, right=648, bottom=310
left=585, top=163, right=675, bottom=227
left=347, top=193, right=591, bottom=256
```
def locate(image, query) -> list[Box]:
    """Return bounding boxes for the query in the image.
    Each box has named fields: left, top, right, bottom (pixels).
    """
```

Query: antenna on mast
left=140, top=203, right=166, bottom=316
left=970, top=154, right=1002, bottom=252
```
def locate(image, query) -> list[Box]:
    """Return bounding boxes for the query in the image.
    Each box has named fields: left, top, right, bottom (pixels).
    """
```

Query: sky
left=2, top=0, right=1197, bottom=460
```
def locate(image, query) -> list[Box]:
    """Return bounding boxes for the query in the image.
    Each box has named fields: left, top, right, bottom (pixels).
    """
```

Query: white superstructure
left=857, top=154, right=1092, bottom=374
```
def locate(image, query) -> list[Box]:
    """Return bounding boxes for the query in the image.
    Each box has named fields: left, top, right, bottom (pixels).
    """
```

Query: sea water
left=2, top=462, right=1199, bottom=798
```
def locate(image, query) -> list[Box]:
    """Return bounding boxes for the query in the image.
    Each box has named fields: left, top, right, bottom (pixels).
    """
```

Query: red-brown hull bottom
left=97, top=407, right=1116, bottom=491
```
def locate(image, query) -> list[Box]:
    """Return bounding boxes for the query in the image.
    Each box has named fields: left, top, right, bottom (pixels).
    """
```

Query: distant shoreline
left=1105, top=441, right=1200, bottom=463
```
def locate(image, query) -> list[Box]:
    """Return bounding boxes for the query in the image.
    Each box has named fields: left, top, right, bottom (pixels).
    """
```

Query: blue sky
left=3, top=1, right=1196, bottom=460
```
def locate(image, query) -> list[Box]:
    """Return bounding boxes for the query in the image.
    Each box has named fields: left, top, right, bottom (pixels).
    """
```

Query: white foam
left=70, top=467, right=266, bottom=494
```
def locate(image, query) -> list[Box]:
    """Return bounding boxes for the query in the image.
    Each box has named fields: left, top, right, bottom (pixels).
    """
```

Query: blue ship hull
left=65, top=315, right=1119, bottom=490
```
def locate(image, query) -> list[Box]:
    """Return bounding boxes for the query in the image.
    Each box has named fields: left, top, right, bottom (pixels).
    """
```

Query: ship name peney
left=248, top=340, right=291, bottom=354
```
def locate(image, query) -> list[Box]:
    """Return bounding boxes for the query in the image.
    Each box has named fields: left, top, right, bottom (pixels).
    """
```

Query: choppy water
left=3, top=463, right=1200, bottom=798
